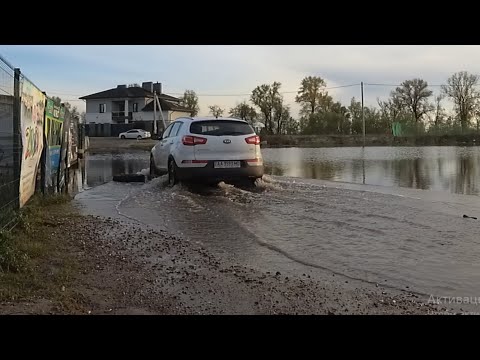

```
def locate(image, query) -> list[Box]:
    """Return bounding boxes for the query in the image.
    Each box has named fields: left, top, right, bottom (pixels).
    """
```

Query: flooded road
left=76, top=151, right=480, bottom=308
left=263, top=146, right=480, bottom=195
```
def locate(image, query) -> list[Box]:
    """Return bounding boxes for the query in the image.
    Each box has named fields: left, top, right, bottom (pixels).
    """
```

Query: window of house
left=99, top=103, right=106, bottom=113
left=133, top=103, right=138, bottom=112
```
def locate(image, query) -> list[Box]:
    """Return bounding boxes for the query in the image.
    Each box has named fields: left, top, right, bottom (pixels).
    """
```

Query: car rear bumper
left=176, top=160, right=264, bottom=182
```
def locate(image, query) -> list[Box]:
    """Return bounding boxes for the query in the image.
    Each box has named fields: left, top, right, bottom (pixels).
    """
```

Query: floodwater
left=81, top=146, right=480, bottom=196
left=75, top=146, right=480, bottom=307
left=262, top=146, right=480, bottom=196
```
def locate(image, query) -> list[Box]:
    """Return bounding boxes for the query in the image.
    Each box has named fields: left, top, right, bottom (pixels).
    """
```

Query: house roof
left=142, top=97, right=192, bottom=113
left=79, top=86, right=153, bottom=100
left=80, top=86, right=191, bottom=112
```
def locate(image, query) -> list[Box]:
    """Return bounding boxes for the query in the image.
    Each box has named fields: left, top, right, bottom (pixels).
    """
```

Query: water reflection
left=262, top=146, right=480, bottom=195
left=85, top=151, right=149, bottom=187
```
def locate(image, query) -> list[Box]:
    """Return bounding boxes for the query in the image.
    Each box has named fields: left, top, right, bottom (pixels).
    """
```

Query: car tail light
left=182, top=135, right=208, bottom=146
left=245, top=135, right=260, bottom=145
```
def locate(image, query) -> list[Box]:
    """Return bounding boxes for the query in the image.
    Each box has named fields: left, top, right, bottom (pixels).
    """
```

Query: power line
left=365, top=83, right=480, bottom=87
left=46, top=83, right=361, bottom=98
left=169, top=83, right=360, bottom=96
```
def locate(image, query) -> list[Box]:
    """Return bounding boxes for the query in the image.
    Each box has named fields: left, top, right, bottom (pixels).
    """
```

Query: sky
left=1, top=45, right=480, bottom=117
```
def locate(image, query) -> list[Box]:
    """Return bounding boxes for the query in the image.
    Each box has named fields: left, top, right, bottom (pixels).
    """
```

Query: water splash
left=137, top=168, right=150, bottom=176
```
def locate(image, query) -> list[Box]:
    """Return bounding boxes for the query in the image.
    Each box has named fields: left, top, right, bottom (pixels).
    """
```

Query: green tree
left=284, top=117, right=299, bottom=135
left=250, top=82, right=282, bottom=134
left=442, top=71, right=480, bottom=132
left=295, top=76, right=329, bottom=115
left=348, top=97, right=362, bottom=134
left=49, top=96, right=79, bottom=119
left=181, top=90, right=200, bottom=116
left=378, top=96, right=408, bottom=123
left=208, top=105, right=224, bottom=118
left=229, top=101, right=257, bottom=125
left=391, top=78, right=433, bottom=123
left=272, top=103, right=290, bottom=134
left=330, top=101, right=350, bottom=134
left=51, top=96, right=62, bottom=106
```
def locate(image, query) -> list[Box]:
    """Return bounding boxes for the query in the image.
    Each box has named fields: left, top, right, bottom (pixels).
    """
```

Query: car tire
left=121, top=135, right=126, bottom=139
left=137, top=135, right=142, bottom=140
left=168, top=158, right=178, bottom=187
left=150, top=156, right=157, bottom=178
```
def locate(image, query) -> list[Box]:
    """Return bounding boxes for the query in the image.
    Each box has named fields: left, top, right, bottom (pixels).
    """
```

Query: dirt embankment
left=0, top=198, right=448, bottom=315
left=87, top=137, right=156, bottom=153
left=263, top=134, right=480, bottom=147
left=86, top=134, right=480, bottom=153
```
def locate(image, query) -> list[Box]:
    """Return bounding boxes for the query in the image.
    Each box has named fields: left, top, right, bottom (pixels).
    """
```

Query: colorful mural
left=19, top=81, right=45, bottom=207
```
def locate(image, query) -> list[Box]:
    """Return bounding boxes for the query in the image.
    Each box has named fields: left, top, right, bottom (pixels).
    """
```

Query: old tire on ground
left=168, top=158, right=178, bottom=187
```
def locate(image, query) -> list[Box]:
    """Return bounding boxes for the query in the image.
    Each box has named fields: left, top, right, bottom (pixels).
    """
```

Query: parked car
left=119, top=129, right=151, bottom=140
left=150, top=117, right=264, bottom=186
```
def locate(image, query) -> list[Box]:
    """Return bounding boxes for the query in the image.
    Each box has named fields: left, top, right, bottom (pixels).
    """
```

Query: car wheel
left=168, top=158, right=178, bottom=187
left=150, top=156, right=157, bottom=178
left=137, top=135, right=142, bottom=140
left=121, top=135, right=126, bottom=139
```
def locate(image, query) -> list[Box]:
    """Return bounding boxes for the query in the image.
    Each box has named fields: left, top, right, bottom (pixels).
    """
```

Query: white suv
left=149, top=117, right=264, bottom=186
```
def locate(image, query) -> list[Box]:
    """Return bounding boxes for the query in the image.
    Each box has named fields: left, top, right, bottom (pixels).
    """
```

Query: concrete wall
left=167, top=111, right=191, bottom=122
left=134, top=111, right=169, bottom=122
left=85, top=97, right=152, bottom=124
left=85, top=99, right=112, bottom=124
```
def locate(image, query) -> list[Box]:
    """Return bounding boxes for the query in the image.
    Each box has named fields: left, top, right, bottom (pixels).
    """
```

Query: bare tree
left=391, top=78, right=433, bottom=123
left=442, top=71, right=480, bottom=131
left=208, top=105, right=224, bottom=118
left=181, top=90, right=200, bottom=116
left=433, top=94, right=446, bottom=127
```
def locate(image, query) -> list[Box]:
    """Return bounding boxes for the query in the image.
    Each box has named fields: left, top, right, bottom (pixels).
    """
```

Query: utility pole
left=361, top=82, right=365, bottom=147
left=153, top=91, right=157, bottom=136
left=155, top=93, right=167, bottom=130
left=13, top=68, right=21, bottom=208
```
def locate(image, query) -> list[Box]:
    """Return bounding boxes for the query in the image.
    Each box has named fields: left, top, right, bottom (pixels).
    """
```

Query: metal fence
left=0, top=55, right=83, bottom=231
left=0, top=56, right=18, bottom=231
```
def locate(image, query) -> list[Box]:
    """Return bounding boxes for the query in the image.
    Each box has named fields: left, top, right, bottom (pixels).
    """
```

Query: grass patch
left=0, top=193, right=87, bottom=312
left=0, top=231, right=29, bottom=273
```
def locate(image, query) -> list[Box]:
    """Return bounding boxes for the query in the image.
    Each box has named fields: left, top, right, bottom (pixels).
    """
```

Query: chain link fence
left=0, top=56, right=18, bottom=231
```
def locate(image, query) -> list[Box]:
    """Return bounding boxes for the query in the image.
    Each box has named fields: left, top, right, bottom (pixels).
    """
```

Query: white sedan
left=119, top=129, right=151, bottom=140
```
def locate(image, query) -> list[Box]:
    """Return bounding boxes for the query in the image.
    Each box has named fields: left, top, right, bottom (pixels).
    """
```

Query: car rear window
left=190, top=120, right=254, bottom=136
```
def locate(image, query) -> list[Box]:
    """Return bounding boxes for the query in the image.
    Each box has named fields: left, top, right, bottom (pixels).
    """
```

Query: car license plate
left=214, top=161, right=241, bottom=169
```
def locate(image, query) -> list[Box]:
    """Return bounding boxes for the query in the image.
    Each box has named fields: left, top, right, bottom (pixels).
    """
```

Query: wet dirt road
left=74, top=172, right=480, bottom=313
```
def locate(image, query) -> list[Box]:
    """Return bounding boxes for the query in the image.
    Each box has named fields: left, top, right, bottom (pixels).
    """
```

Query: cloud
left=2, top=45, right=480, bottom=116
